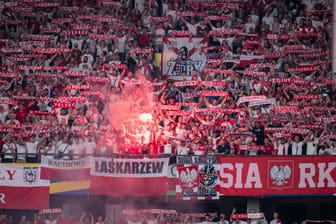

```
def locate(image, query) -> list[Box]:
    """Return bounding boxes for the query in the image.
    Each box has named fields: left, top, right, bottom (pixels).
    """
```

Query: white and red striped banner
left=237, top=96, right=267, bottom=105
left=0, top=164, right=49, bottom=209
left=41, top=156, right=91, bottom=182
left=90, top=157, right=169, bottom=196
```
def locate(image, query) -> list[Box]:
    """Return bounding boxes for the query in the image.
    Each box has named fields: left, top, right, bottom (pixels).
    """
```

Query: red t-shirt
left=15, top=109, right=27, bottom=123
left=263, top=144, right=274, bottom=155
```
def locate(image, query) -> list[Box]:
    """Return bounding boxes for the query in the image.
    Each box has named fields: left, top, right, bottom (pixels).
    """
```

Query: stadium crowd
left=0, top=208, right=284, bottom=224
left=0, top=0, right=335, bottom=163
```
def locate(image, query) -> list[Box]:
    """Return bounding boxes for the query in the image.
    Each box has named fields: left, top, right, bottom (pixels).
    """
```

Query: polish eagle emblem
left=180, top=167, right=198, bottom=189
left=270, top=165, right=291, bottom=186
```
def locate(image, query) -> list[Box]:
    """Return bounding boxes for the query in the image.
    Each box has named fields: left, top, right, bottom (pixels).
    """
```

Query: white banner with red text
left=0, top=164, right=49, bottom=209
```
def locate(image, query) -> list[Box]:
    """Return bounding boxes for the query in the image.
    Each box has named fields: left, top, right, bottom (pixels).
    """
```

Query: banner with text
left=90, top=157, right=169, bottom=196
left=41, top=156, right=91, bottom=181
left=162, top=37, right=208, bottom=80
left=0, top=164, right=49, bottom=209
left=176, top=156, right=336, bottom=198
left=40, top=156, right=90, bottom=194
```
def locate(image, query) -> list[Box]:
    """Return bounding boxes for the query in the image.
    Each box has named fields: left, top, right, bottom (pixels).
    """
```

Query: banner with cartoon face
left=162, top=37, right=208, bottom=80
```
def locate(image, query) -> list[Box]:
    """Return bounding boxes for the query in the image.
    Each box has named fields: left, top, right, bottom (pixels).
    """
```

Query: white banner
left=90, top=157, right=169, bottom=178
left=0, top=164, right=49, bottom=187
left=41, top=155, right=91, bottom=169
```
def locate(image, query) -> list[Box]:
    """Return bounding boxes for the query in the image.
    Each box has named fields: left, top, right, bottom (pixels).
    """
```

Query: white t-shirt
left=109, top=74, right=121, bottom=89
left=306, top=137, right=318, bottom=155
left=0, top=111, right=8, bottom=123
left=42, top=145, right=56, bottom=158
left=125, top=218, right=143, bottom=224
left=83, top=140, right=96, bottom=155
left=218, top=220, right=230, bottom=224
left=176, top=145, right=189, bottom=155
left=26, top=141, right=38, bottom=157
left=81, top=54, right=94, bottom=66
left=146, top=219, right=159, bottom=224
left=270, top=219, right=281, bottom=224
left=186, top=22, right=199, bottom=36
left=56, top=141, right=71, bottom=159
left=71, top=141, right=85, bottom=159
left=250, top=219, right=268, bottom=224
left=277, top=142, right=289, bottom=155
left=116, top=35, right=127, bottom=53
left=291, top=141, right=304, bottom=155
left=70, top=38, right=84, bottom=50
left=166, top=9, right=177, bottom=22
left=45, top=219, right=57, bottom=224
left=2, top=143, right=16, bottom=159
left=16, top=144, right=27, bottom=161
left=176, top=127, right=187, bottom=140
left=262, top=16, right=273, bottom=28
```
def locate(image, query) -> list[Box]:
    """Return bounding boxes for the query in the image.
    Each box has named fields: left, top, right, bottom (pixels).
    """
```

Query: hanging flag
left=0, top=164, right=49, bottom=209
left=90, top=157, right=169, bottom=196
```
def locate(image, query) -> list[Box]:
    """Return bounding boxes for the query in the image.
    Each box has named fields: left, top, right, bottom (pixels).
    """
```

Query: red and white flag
left=177, top=165, right=199, bottom=190
left=40, top=156, right=91, bottom=181
left=90, top=157, right=169, bottom=196
left=0, top=164, right=49, bottom=209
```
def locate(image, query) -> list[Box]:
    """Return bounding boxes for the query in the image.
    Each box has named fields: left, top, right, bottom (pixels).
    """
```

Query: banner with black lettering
left=176, top=156, right=220, bottom=200
left=90, top=157, right=169, bottom=196
left=41, top=156, right=91, bottom=181
left=162, top=37, right=208, bottom=80
left=0, top=164, right=49, bottom=209
left=40, top=156, right=90, bottom=195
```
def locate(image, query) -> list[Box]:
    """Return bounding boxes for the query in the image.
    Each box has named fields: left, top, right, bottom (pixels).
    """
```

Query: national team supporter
left=0, top=0, right=333, bottom=161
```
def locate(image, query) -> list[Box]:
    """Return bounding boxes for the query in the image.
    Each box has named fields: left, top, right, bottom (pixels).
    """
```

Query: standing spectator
left=218, top=213, right=230, bottom=224
left=267, top=135, right=290, bottom=156
left=14, top=104, right=27, bottom=124
left=216, top=138, right=231, bottom=155
left=2, top=135, right=16, bottom=163
left=70, top=135, right=85, bottom=159
left=40, top=138, right=56, bottom=159
left=288, top=135, right=309, bottom=155
left=15, top=137, right=27, bottom=163
left=25, top=135, right=40, bottom=163
left=249, top=121, right=266, bottom=146
left=79, top=213, right=94, bottom=224
left=196, top=18, right=209, bottom=36
left=175, top=140, right=190, bottom=155
left=180, top=16, right=199, bottom=36
left=0, top=105, right=8, bottom=124
left=115, top=31, right=128, bottom=63
left=95, top=216, right=108, bottom=224
left=270, top=212, right=282, bottom=224
left=55, top=135, right=72, bottom=160
left=44, top=214, right=58, bottom=224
